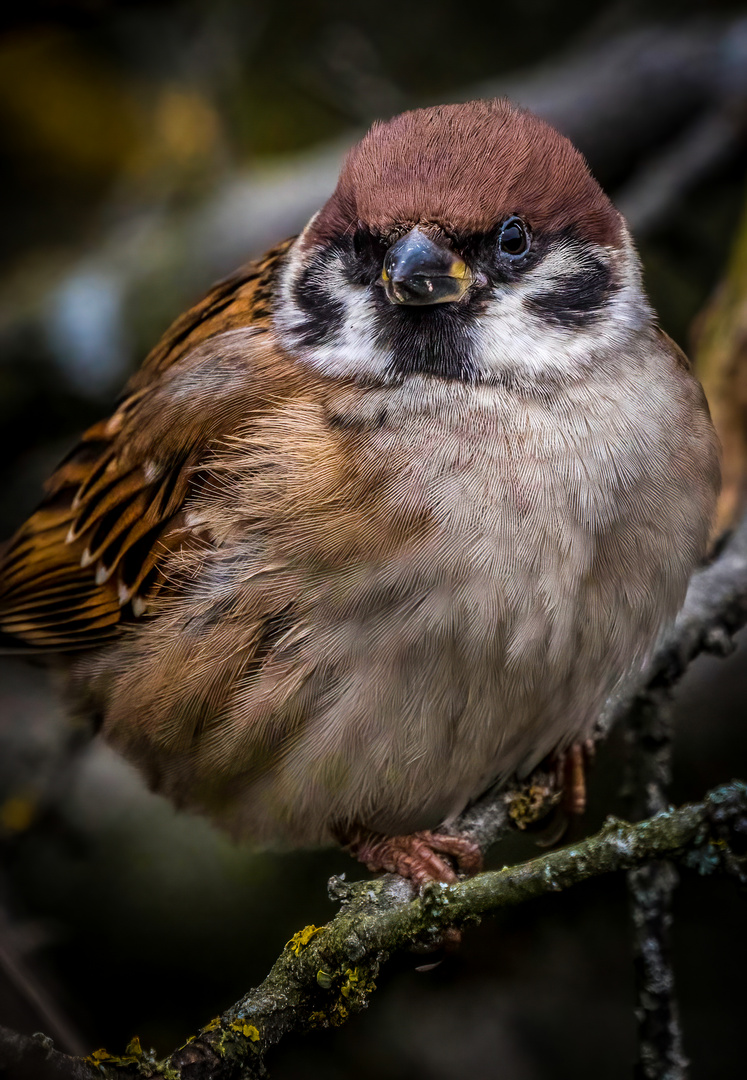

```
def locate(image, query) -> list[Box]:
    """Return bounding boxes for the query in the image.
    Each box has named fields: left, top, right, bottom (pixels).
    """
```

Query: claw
left=344, top=829, right=483, bottom=889
left=556, top=739, right=596, bottom=815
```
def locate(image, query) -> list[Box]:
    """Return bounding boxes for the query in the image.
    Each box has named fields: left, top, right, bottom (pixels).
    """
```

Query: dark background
left=1, top=2, right=746, bottom=1077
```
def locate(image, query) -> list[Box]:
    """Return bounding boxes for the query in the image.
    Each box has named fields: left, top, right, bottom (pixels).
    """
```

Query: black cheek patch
left=526, top=256, right=616, bottom=328
left=289, top=254, right=346, bottom=349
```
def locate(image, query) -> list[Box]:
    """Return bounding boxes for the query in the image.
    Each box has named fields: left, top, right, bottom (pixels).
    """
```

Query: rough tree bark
left=0, top=783, right=745, bottom=1080
left=626, top=692, right=688, bottom=1080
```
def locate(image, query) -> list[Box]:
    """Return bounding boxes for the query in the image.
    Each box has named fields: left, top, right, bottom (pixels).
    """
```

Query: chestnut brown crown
left=309, top=99, right=622, bottom=248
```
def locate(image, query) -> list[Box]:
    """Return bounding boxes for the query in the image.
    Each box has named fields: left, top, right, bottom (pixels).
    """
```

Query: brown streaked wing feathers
left=0, top=239, right=294, bottom=652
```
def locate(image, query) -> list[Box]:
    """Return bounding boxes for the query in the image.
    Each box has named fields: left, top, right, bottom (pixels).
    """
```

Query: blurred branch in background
left=0, top=709, right=92, bottom=1059
left=0, top=906, right=86, bottom=1059
left=2, top=17, right=747, bottom=403
left=695, top=184, right=747, bottom=536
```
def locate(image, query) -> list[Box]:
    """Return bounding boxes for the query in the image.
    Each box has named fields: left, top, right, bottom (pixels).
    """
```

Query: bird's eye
left=498, top=216, right=530, bottom=258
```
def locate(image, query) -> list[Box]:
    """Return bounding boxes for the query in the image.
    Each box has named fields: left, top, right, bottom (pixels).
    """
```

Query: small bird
left=0, top=100, right=719, bottom=887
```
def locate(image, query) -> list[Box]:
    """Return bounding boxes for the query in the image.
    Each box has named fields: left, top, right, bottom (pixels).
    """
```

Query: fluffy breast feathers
left=0, top=99, right=720, bottom=845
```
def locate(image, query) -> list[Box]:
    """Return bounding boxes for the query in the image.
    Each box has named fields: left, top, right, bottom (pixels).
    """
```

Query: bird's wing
left=0, top=239, right=295, bottom=651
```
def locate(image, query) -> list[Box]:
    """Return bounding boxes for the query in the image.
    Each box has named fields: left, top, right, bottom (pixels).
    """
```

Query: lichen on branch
left=4, top=781, right=743, bottom=1080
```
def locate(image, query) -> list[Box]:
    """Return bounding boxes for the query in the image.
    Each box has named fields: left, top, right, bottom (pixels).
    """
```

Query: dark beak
left=382, top=227, right=473, bottom=305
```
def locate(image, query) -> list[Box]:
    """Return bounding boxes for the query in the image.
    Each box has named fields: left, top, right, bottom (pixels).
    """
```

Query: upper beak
left=382, top=227, right=473, bottom=306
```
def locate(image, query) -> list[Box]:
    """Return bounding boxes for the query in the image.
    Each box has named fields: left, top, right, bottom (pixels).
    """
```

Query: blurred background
left=1, top=1, right=747, bottom=1077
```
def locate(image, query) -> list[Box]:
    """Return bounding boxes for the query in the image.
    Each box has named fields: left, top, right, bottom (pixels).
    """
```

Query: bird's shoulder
left=650, top=325, right=691, bottom=372
left=0, top=237, right=329, bottom=651
left=140, top=237, right=292, bottom=376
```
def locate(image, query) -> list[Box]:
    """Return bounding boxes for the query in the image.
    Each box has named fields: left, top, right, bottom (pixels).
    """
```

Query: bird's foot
left=555, top=739, right=596, bottom=815
left=344, top=828, right=483, bottom=889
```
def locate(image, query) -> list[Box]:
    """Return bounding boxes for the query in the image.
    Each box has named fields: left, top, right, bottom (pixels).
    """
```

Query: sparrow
left=0, top=100, right=719, bottom=887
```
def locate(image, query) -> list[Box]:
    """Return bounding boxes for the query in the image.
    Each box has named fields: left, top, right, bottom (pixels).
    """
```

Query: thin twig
left=0, top=1027, right=97, bottom=1080
left=625, top=691, right=688, bottom=1080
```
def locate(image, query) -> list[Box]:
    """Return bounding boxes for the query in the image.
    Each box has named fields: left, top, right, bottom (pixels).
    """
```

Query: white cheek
left=473, top=240, right=651, bottom=382
left=304, top=272, right=390, bottom=381
left=275, top=242, right=393, bottom=381
left=276, top=231, right=652, bottom=386
left=472, top=293, right=596, bottom=381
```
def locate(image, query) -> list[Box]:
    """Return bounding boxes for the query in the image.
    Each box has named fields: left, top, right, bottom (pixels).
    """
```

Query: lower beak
left=382, top=228, right=473, bottom=306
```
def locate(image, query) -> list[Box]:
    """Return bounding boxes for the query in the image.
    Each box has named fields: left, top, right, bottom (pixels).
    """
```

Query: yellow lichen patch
left=86, top=1040, right=144, bottom=1068
left=322, top=966, right=378, bottom=1026
left=229, top=1020, right=260, bottom=1042
left=507, top=782, right=560, bottom=829
left=340, top=966, right=376, bottom=1000
left=201, top=1016, right=222, bottom=1033
left=286, top=924, right=323, bottom=955
left=124, top=1036, right=143, bottom=1058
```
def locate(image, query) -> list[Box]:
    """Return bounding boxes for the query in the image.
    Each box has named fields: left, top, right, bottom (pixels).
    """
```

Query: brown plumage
left=0, top=100, right=719, bottom=885
left=313, top=100, right=621, bottom=246
left=0, top=242, right=292, bottom=648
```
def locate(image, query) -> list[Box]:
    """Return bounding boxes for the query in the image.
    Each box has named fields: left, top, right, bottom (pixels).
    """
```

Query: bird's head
left=276, top=99, right=651, bottom=388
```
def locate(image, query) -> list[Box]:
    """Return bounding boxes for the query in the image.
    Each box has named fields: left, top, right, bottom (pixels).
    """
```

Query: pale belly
left=221, top=425, right=691, bottom=843
left=248, top=526, right=657, bottom=841
left=92, top=373, right=715, bottom=848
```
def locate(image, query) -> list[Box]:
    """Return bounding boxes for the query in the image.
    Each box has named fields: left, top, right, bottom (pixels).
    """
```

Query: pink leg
left=556, top=739, right=596, bottom=815
left=345, top=829, right=483, bottom=889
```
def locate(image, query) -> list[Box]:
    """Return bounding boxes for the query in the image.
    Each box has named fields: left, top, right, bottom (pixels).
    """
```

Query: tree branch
left=0, top=1028, right=98, bottom=1080
left=158, top=784, right=747, bottom=1080
left=626, top=691, right=688, bottom=1080
left=1, top=782, right=744, bottom=1080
